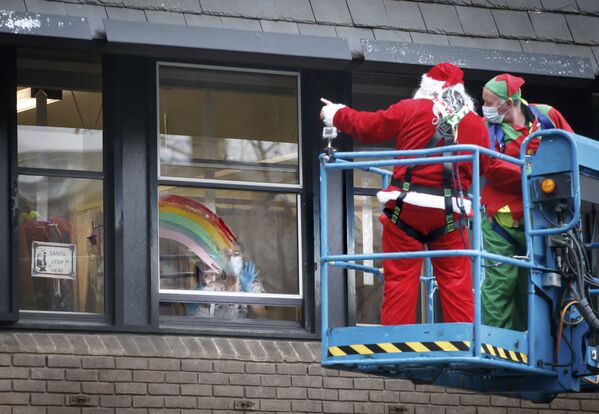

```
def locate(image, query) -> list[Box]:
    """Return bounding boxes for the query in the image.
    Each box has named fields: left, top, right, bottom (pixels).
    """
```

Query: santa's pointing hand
left=320, top=97, right=345, bottom=127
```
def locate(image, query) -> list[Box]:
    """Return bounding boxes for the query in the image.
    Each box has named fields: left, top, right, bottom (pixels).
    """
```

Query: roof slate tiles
left=297, top=22, right=337, bottom=37
left=25, top=0, right=66, bottom=14
left=492, top=9, right=537, bottom=39
left=199, top=0, right=281, bottom=20
left=198, top=0, right=240, bottom=16
left=273, top=0, right=315, bottom=23
left=540, top=0, right=579, bottom=12
left=220, top=16, right=262, bottom=31
left=383, top=0, right=426, bottom=31
left=410, top=31, right=450, bottom=46
left=508, top=0, right=542, bottom=9
left=347, top=0, right=390, bottom=28
left=373, top=28, right=412, bottom=42
left=105, top=5, right=146, bottom=21
left=577, top=0, right=599, bottom=14
left=311, top=0, right=353, bottom=25
left=529, top=11, right=572, bottom=42
left=145, top=10, right=186, bottom=25
left=260, top=19, right=299, bottom=34
left=456, top=5, right=499, bottom=37
left=3, top=0, right=599, bottom=74
left=419, top=3, right=464, bottom=35
left=565, top=14, right=599, bottom=45
left=123, top=0, right=202, bottom=14
left=0, top=0, right=27, bottom=12
left=183, top=13, right=222, bottom=28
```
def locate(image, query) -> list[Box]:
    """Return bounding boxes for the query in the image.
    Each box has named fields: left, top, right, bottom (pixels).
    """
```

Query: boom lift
left=319, top=128, right=599, bottom=401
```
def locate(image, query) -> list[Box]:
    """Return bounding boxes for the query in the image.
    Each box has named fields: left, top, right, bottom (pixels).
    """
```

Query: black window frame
left=155, top=61, right=308, bottom=331
left=11, top=47, right=111, bottom=325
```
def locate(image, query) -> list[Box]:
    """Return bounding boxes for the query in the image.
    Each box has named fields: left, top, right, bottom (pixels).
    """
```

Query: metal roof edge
left=361, top=39, right=595, bottom=80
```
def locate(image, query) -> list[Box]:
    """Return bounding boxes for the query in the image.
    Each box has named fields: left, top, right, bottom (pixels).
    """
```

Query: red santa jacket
left=481, top=103, right=573, bottom=221
left=333, top=98, right=511, bottom=194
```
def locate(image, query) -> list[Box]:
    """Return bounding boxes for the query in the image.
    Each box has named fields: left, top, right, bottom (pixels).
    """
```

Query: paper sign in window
left=31, top=241, right=76, bottom=280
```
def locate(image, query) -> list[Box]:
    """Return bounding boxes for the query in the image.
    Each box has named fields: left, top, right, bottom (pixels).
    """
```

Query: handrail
left=320, top=146, right=490, bottom=362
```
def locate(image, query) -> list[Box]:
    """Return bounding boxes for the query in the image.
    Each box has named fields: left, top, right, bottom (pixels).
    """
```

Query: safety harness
left=488, top=104, right=554, bottom=153
left=487, top=103, right=554, bottom=251
left=383, top=104, right=469, bottom=244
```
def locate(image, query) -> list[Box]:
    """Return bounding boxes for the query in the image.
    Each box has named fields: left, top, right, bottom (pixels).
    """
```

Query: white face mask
left=225, top=256, right=243, bottom=276
left=482, top=105, right=505, bottom=124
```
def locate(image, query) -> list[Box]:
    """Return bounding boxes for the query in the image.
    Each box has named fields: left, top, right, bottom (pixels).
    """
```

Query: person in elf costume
left=320, top=62, right=497, bottom=325
left=481, top=74, right=573, bottom=331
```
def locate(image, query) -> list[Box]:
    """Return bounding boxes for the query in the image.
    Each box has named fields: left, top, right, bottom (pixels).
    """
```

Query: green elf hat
left=484, top=73, right=525, bottom=101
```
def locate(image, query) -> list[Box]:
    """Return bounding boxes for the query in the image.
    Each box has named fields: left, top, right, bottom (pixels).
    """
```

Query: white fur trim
left=413, top=75, right=446, bottom=99
left=377, top=190, right=472, bottom=216
left=321, top=103, right=346, bottom=127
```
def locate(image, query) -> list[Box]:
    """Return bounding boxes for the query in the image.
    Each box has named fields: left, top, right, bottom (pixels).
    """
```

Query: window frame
left=155, top=61, right=305, bottom=324
left=12, top=51, right=110, bottom=322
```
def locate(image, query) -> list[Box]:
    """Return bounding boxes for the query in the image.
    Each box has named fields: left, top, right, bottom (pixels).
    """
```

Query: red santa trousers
left=380, top=203, right=474, bottom=325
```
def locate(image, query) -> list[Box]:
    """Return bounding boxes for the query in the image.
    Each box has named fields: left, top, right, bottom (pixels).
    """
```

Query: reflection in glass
left=159, top=186, right=299, bottom=295
left=159, top=302, right=301, bottom=322
left=159, top=66, right=299, bottom=184
left=158, top=186, right=299, bottom=321
left=17, top=176, right=104, bottom=313
left=17, top=86, right=103, bottom=171
left=353, top=195, right=384, bottom=325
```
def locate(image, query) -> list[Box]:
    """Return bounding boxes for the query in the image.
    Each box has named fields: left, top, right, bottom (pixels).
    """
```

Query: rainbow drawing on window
left=159, top=195, right=238, bottom=271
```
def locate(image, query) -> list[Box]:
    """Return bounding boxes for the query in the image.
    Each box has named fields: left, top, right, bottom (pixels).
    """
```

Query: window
left=157, top=64, right=302, bottom=324
left=16, top=50, right=105, bottom=315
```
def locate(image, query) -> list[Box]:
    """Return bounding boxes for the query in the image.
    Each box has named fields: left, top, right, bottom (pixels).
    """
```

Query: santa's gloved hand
left=239, top=260, right=259, bottom=292
left=320, top=98, right=345, bottom=127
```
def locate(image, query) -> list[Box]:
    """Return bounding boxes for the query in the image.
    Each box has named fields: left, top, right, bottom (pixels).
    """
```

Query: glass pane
left=158, top=186, right=300, bottom=300
left=351, top=73, right=415, bottom=190
left=159, top=302, right=301, bottom=322
left=353, top=195, right=384, bottom=325
left=17, top=176, right=104, bottom=313
left=352, top=154, right=392, bottom=190
left=159, top=66, right=299, bottom=184
left=17, top=51, right=102, bottom=171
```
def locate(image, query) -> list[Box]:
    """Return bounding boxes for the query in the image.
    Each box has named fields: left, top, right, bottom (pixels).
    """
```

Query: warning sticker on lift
left=328, top=341, right=528, bottom=364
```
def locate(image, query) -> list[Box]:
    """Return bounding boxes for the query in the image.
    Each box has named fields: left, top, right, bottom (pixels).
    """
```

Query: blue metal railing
left=319, top=137, right=582, bottom=371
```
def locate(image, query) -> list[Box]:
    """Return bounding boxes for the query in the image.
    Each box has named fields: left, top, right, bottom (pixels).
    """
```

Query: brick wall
left=0, top=332, right=597, bottom=413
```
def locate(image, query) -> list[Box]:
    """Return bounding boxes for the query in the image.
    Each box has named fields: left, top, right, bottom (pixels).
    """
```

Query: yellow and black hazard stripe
left=328, top=340, right=471, bottom=357
left=328, top=341, right=528, bottom=364
left=481, top=343, right=528, bottom=364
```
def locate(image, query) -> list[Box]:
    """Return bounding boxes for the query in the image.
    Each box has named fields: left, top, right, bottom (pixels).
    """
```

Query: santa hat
left=485, top=73, right=525, bottom=101
left=416, top=62, right=465, bottom=98
left=424, top=62, right=464, bottom=88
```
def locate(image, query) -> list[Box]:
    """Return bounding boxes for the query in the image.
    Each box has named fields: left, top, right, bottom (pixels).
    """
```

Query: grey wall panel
left=0, top=10, right=92, bottom=39
left=104, top=19, right=352, bottom=62
left=362, top=39, right=595, bottom=80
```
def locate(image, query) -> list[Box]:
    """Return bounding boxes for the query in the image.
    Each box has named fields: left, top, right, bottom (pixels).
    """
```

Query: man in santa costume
left=481, top=74, right=573, bottom=331
left=320, top=62, right=491, bottom=325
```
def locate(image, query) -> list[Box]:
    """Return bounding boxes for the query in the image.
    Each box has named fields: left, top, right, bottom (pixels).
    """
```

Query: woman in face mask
left=186, top=243, right=267, bottom=319
left=480, top=74, right=573, bottom=332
